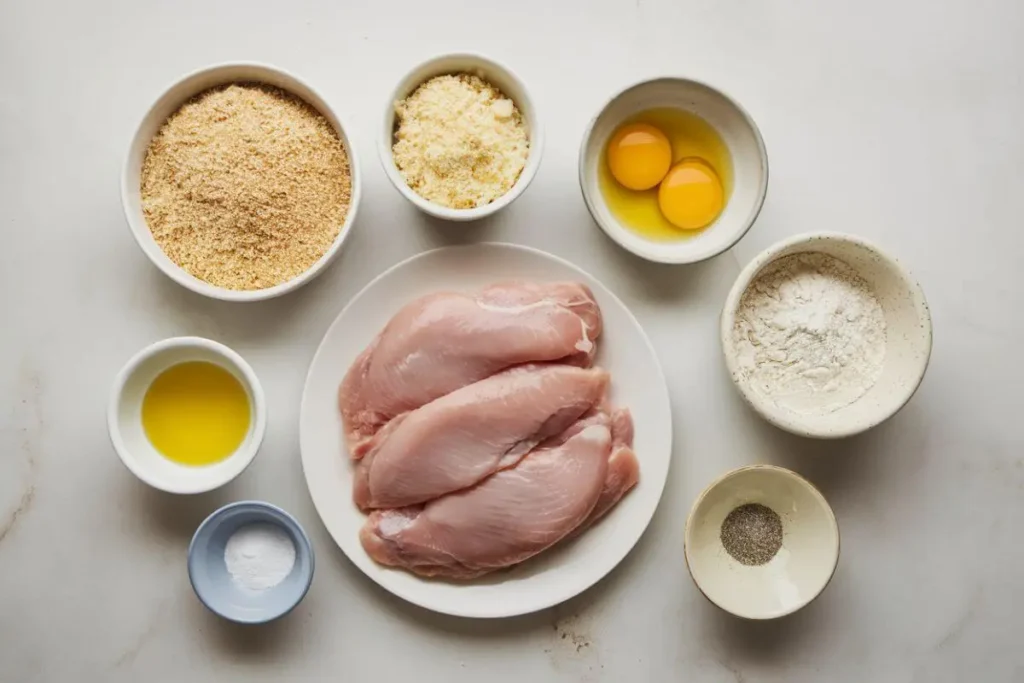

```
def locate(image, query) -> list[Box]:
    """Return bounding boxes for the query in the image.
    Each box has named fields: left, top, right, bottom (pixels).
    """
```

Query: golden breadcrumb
left=141, top=83, right=351, bottom=290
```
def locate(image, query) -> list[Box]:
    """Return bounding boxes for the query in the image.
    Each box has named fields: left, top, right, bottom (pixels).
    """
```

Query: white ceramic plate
left=299, top=243, right=672, bottom=618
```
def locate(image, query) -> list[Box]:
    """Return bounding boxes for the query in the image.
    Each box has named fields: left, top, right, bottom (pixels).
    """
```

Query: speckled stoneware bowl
left=720, top=232, right=932, bottom=439
left=684, top=465, right=840, bottom=620
left=188, top=501, right=315, bottom=624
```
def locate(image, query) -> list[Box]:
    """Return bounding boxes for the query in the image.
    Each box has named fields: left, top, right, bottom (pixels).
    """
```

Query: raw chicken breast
left=580, top=408, right=640, bottom=529
left=353, top=364, right=610, bottom=510
left=538, top=406, right=639, bottom=535
left=361, top=419, right=612, bottom=579
left=339, top=281, right=602, bottom=457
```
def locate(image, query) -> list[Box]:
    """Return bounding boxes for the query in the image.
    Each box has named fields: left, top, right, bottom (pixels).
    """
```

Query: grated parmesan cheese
left=392, top=73, right=529, bottom=209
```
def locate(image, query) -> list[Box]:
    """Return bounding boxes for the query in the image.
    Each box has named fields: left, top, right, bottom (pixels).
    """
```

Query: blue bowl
left=188, top=501, right=315, bottom=624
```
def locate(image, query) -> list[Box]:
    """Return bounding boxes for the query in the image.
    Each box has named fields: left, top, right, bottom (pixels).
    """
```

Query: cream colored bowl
left=684, top=465, right=839, bottom=620
left=721, top=232, right=933, bottom=438
left=121, top=62, right=361, bottom=302
left=579, top=77, right=768, bottom=264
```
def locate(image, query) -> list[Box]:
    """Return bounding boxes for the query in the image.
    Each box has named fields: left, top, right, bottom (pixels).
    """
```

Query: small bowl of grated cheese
left=380, top=53, right=543, bottom=221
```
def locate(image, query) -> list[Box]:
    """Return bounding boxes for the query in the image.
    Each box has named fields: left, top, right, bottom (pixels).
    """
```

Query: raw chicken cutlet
left=340, top=279, right=641, bottom=581
left=339, top=281, right=602, bottom=458
left=353, top=364, right=610, bottom=509
left=578, top=408, right=640, bottom=531
left=360, top=408, right=639, bottom=579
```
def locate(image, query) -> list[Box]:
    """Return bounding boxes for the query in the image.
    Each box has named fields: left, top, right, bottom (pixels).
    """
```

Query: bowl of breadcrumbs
left=122, top=63, right=360, bottom=301
left=380, top=53, right=543, bottom=221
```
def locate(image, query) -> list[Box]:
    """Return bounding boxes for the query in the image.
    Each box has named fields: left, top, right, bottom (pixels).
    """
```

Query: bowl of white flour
left=721, top=233, right=932, bottom=438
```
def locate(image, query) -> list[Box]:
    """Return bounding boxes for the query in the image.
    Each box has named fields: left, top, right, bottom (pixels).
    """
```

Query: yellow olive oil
left=141, top=361, right=250, bottom=467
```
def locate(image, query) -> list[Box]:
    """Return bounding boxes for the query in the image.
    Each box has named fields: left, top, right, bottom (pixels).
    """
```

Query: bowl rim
left=377, top=51, right=544, bottom=222
left=683, top=464, right=841, bottom=620
left=107, top=336, right=267, bottom=494
left=187, top=500, right=316, bottom=624
left=120, top=60, right=362, bottom=302
left=578, top=75, right=769, bottom=264
left=720, top=231, right=934, bottom=438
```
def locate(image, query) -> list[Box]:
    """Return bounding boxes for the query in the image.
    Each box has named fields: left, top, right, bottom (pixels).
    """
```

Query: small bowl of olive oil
left=108, top=337, right=267, bottom=494
left=579, top=77, right=769, bottom=264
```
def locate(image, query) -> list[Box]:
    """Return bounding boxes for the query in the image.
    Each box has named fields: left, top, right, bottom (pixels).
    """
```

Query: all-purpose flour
left=224, top=523, right=296, bottom=591
left=733, top=253, right=886, bottom=415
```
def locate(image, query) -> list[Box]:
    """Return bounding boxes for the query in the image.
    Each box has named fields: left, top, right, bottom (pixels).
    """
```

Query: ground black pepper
left=720, top=503, right=783, bottom=566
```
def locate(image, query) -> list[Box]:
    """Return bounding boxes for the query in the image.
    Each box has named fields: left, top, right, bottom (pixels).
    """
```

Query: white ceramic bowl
left=721, top=232, right=933, bottom=438
left=579, top=77, right=768, bottom=264
left=378, top=53, right=543, bottom=221
left=685, top=465, right=839, bottom=620
left=108, top=337, right=267, bottom=494
left=121, top=62, right=362, bottom=302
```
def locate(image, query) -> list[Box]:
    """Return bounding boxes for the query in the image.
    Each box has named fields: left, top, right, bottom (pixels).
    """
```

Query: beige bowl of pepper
left=121, top=62, right=361, bottom=302
left=684, top=465, right=840, bottom=620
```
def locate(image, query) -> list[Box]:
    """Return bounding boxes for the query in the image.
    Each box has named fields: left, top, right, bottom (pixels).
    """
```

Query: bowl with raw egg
left=579, top=78, right=768, bottom=264
left=108, top=337, right=267, bottom=494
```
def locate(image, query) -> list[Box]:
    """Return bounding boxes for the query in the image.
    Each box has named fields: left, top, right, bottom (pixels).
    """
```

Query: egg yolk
left=657, top=159, right=724, bottom=230
left=606, top=123, right=672, bottom=191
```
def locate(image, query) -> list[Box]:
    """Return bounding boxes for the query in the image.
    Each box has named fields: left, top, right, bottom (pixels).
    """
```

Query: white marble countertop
left=2, top=0, right=1022, bottom=680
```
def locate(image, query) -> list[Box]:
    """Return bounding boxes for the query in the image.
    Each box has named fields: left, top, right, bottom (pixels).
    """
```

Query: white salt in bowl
left=378, top=53, right=544, bottom=221
left=579, top=77, right=768, bottom=264
left=188, top=501, right=315, bottom=624
left=121, top=62, right=362, bottom=302
left=721, top=232, right=932, bottom=438
left=685, top=465, right=840, bottom=620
